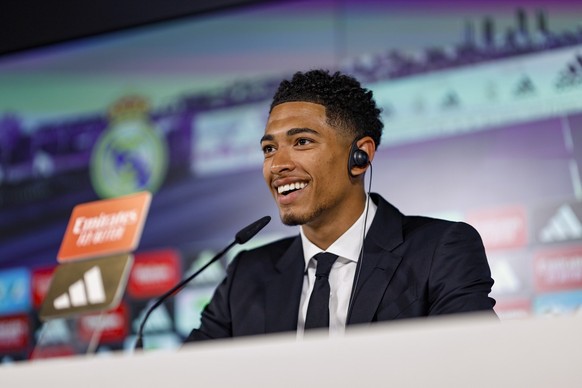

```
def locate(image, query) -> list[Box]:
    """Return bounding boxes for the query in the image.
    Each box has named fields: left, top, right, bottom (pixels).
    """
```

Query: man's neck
left=301, top=193, right=367, bottom=250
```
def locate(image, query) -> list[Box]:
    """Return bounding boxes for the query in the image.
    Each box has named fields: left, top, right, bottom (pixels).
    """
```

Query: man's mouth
left=277, top=181, right=307, bottom=196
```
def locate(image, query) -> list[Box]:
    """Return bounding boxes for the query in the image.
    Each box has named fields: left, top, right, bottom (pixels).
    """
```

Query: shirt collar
left=300, top=194, right=378, bottom=269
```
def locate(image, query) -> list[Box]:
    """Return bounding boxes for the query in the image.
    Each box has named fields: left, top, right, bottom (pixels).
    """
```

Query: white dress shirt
left=297, top=195, right=377, bottom=338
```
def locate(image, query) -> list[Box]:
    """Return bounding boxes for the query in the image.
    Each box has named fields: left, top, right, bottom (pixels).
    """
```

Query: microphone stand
left=134, top=216, right=270, bottom=350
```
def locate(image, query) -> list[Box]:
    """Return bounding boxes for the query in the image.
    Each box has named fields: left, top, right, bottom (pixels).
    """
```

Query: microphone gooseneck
left=134, top=216, right=271, bottom=350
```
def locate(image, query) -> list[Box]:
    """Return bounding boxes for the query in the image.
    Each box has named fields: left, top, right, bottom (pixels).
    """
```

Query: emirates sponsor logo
left=478, top=217, right=524, bottom=247
left=32, top=267, right=55, bottom=309
left=539, top=204, right=582, bottom=243
left=78, top=304, right=128, bottom=343
left=133, top=264, right=174, bottom=285
left=57, top=192, right=150, bottom=262
left=73, top=210, right=137, bottom=247
left=128, top=250, right=180, bottom=299
left=468, top=207, right=527, bottom=250
left=34, top=276, right=52, bottom=300
left=0, top=319, right=27, bottom=345
left=535, top=248, right=582, bottom=292
left=493, top=298, right=531, bottom=320
left=81, top=312, right=124, bottom=332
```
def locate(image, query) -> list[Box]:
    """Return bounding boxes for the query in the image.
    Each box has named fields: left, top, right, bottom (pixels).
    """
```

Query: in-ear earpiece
left=348, top=138, right=369, bottom=177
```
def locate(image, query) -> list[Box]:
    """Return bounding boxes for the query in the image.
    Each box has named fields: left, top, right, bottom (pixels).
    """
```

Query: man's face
left=261, top=101, right=356, bottom=228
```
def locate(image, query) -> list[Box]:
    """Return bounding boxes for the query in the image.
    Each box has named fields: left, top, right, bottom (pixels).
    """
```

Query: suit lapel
left=261, top=194, right=405, bottom=330
left=347, top=194, right=404, bottom=325
left=264, top=237, right=304, bottom=333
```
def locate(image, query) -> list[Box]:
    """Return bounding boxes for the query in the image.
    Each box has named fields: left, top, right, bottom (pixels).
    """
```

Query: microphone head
left=235, top=216, right=271, bottom=244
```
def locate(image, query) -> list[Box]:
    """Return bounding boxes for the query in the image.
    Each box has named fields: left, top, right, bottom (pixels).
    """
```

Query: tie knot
left=313, top=252, right=338, bottom=279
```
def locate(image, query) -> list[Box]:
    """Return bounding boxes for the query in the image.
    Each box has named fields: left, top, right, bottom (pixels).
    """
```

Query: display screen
left=1, top=0, right=582, bottom=360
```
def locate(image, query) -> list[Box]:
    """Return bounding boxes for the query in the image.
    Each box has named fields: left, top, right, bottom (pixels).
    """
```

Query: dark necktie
left=304, top=252, right=338, bottom=330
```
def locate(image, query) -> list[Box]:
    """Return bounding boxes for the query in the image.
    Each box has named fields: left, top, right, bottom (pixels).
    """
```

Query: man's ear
left=349, top=136, right=375, bottom=177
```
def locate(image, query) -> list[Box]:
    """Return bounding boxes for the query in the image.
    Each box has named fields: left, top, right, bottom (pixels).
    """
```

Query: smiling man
left=186, top=70, right=495, bottom=341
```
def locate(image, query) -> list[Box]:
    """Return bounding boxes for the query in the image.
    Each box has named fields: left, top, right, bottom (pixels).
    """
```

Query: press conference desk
left=2, top=315, right=581, bottom=387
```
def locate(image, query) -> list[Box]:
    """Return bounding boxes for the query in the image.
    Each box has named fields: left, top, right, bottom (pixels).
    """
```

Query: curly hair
left=270, top=69, right=384, bottom=148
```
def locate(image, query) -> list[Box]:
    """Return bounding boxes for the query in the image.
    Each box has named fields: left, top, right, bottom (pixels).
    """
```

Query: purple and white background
left=2, top=0, right=582, bottom=361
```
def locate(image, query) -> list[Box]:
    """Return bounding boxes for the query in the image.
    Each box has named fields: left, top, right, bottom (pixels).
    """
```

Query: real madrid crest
left=90, top=96, right=168, bottom=199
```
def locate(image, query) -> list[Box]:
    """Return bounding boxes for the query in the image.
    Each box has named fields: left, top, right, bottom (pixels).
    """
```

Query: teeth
left=277, top=182, right=306, bottom=194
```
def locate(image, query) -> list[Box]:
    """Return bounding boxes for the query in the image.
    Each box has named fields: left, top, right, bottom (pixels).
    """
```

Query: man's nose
left=270, top=146, right=295, bottom=174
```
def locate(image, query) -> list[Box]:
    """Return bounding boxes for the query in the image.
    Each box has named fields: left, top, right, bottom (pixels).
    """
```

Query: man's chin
left=280, top=214, right=303, bottom=226
left=279, top=209, right=307, bottom=226
left=279, top=207, right=322, bottom=226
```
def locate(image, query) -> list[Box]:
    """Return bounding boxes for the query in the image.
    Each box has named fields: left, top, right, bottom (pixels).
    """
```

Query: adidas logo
left=53, top=266, right=106, bottom=310
left=35, top=319, right=72, bottom=344
left=185, top=250, right=226, bottom=286
left=490, top=260, right=521, bottom=294
left=133, top=304, right=172, bottom=333
left=514, top=76, right=536, bottom=96
left=539, top=204, right=582, bottom=243
left=441, top=91, right=460, bottom=109
left=39, top=254, right=132, bottom=321
left=555, top=55, right=582, bottom=90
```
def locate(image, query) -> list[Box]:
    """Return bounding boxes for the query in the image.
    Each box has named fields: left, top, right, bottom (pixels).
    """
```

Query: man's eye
left=297, top=138, right=312, bottom=146
left=262, top=145, right=275, bottom=154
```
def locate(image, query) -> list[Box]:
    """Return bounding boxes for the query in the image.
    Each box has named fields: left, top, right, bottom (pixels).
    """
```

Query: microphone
left=235, top=215, right=271, bottom=244
left=134, top=216, right=271, bottom=350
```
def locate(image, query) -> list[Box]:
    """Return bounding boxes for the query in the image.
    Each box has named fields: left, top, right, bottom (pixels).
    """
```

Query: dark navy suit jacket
left=186, top=193, right=495, bottom=341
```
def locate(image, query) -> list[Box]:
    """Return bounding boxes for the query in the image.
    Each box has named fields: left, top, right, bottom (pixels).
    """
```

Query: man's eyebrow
left=287, top=127, right=319, bottom=137
left=260, top=127, right=319, bottom=144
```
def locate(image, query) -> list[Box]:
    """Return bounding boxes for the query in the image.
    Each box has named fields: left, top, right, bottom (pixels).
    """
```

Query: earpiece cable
left=347, top=161, right=373, bottom=320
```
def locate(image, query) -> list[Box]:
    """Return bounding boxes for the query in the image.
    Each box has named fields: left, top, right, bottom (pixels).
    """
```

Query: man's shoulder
left=373, top=193, right=480, bottom=241
left=228, top=235, right=301, bottom=276
left=239, top=235, right=298, bottom=259
left=402, top=213, right=455, bottom=229
left=401, top=214, right=482, bottom=246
